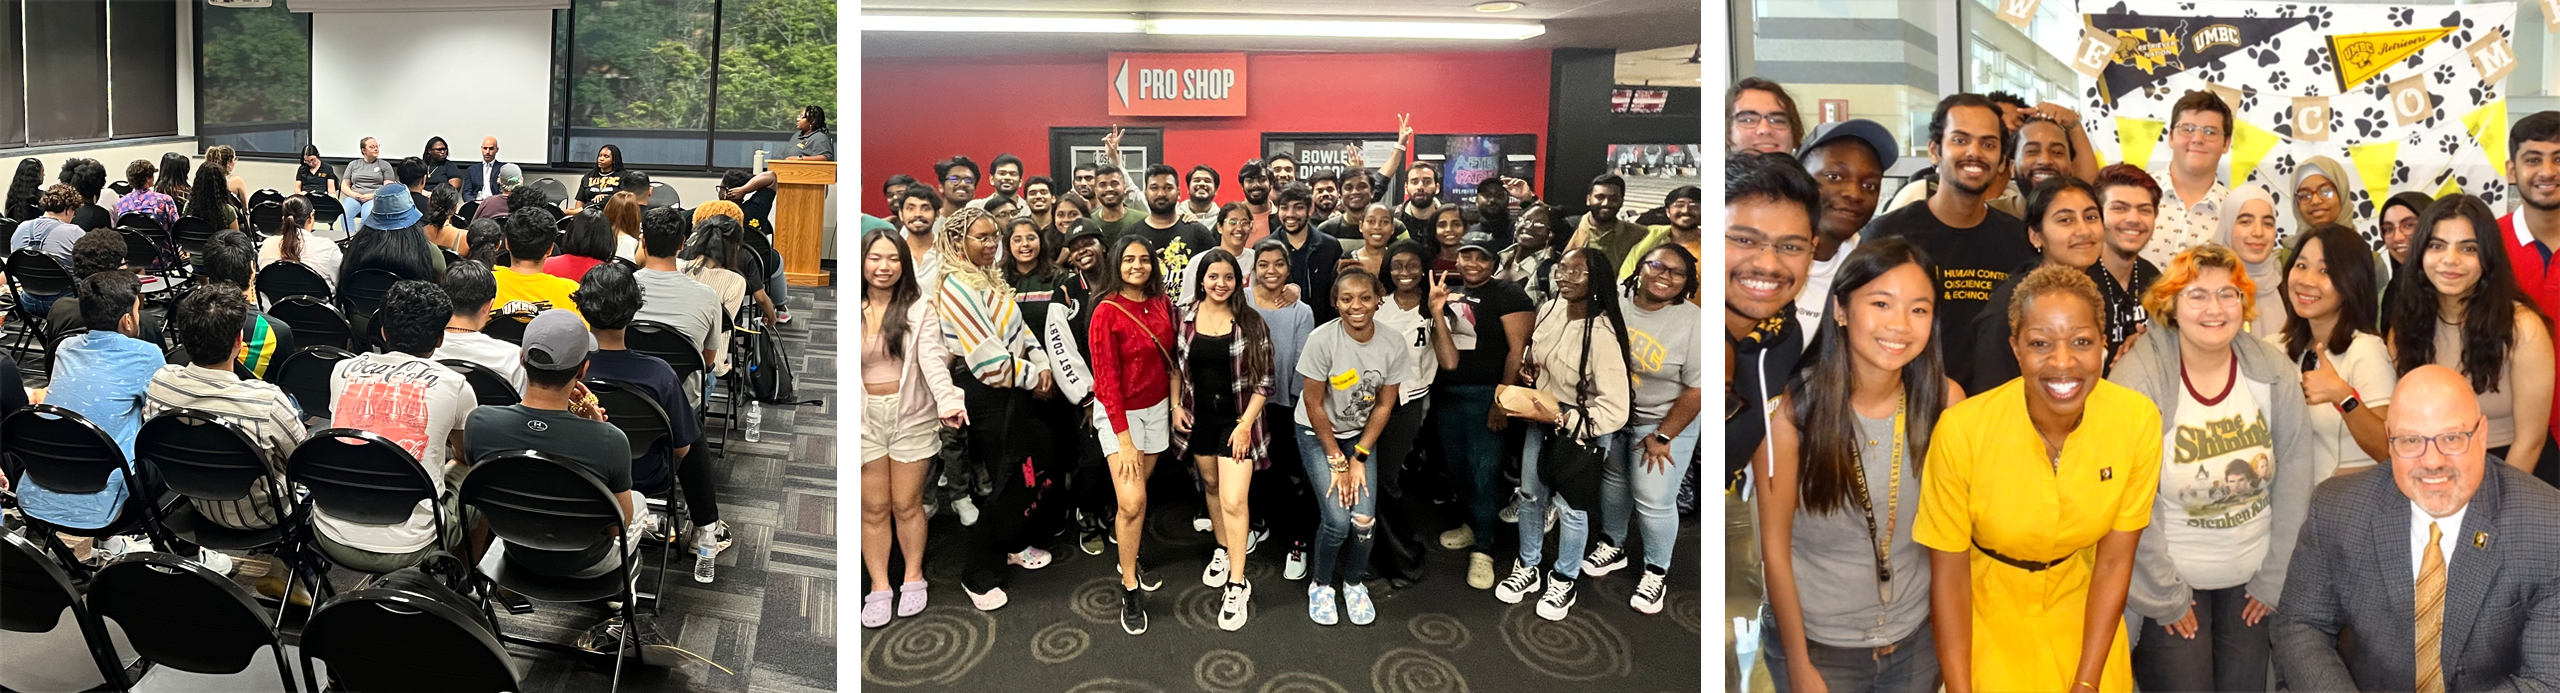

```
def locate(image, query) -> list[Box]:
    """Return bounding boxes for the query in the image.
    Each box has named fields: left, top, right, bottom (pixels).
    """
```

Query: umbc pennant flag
left=2087, top=14, right=2309, bottom=106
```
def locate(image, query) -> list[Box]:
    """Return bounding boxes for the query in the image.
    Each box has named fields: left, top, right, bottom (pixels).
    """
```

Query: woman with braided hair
left=931, top=206, right=1057, bottom=615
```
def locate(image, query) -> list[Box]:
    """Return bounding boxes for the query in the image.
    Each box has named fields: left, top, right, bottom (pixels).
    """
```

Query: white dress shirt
left=2409, top=501, right=2469, bottom=579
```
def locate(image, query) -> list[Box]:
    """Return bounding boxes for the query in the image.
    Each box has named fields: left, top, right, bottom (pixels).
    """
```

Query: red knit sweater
left=1091, top=292, right=1176, bottom=435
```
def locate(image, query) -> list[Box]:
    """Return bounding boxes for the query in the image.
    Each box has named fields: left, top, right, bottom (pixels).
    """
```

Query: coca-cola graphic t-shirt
left=317, top=352, right=479, bottom=554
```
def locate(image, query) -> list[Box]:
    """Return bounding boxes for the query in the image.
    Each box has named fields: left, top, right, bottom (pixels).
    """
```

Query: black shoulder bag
left=1537, top=304, right=1608, bottom=511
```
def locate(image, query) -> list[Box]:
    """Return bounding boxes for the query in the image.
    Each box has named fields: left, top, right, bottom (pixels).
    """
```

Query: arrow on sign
left=1115, top=59, right=1132, bottom=108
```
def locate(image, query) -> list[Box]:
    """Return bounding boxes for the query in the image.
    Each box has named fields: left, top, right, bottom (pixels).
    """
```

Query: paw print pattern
left=2393, top=161, right=2411, bottom=185
left=2249, top=41, right=2285, bottom=68
left=2353, top=107, right=2388, bottom=140
left=2355, top=198, right=2375, bottom=220
left=2267, top=72, right=2292, bottom=91
left=2104, top=1, right=2131, bottom=14
left=2440, top=135, right=2462, bottom=156
left=2196, top=66, right=2228, bottom=85
left=2305, top=47, right=2333, bottom=77
left=2302, top=6, right=2334, bottom=30
left=2276, top=3, right=2299, bottom=17
left=2239, top=92, right=2260, bottom=112
left=2177, top=1, right=2196, bottom=9
left=2434, top=64, right=2458, bottom=84
left=2389, top=7, right=2415, bottom=26
left=2439, top=12, right=2469, bottom=29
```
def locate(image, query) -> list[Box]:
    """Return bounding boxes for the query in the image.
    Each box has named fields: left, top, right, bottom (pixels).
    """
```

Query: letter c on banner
left=2293, top=96, right=2331, bottom=142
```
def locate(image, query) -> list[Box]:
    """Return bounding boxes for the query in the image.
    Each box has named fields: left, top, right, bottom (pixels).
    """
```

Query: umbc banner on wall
left=2077, top=0, right=2518, bottom=252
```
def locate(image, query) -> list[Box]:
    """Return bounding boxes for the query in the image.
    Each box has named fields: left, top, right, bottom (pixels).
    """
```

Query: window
left=198, top=0, right=312, bottom=156
left=555, top=0, right=834, bottom=171
left=0, top=0, right=179, bottom=149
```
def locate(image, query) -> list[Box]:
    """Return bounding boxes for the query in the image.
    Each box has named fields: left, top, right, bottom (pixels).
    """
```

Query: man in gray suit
left=2273, top=365, right=2560, bottom=692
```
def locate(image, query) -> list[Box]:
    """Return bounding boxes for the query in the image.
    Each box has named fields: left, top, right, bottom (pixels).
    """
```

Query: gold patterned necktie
left=2416, top=522, right=2447, bottom=693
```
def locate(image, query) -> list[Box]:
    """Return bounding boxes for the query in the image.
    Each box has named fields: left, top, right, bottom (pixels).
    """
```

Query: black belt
left=1975, top=540, right=2067, bottom=572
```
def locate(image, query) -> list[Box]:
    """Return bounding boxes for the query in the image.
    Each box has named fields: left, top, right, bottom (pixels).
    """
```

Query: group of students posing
left=861, top=140, right=1705, bottom=638
left=1726, top=77, right=2560, bottom=693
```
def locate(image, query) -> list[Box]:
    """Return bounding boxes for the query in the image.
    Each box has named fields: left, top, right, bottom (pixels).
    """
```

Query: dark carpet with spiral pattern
left=858, top=473, right=1702, bottom=693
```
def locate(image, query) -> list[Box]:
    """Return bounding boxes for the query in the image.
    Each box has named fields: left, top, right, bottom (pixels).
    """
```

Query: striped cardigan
left=935, top=274, right=1047, bottom=390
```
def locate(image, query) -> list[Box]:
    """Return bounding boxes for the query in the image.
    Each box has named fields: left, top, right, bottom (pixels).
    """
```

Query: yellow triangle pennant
left=2464, top=99, right=2509, bottom=178
left=2347, top=140, right=2400, bottom=212
left=2116, top=116, right=2168, bottom=172
left=2327, top=27, right=2457, bottom=92
left=2436, top=173, right=2464, bottom=198
left=2230, top=119, right=2282, bottom=186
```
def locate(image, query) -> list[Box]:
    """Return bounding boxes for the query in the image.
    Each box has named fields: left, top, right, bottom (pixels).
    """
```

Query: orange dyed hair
left=2143, top=243, right=2256, bottom=327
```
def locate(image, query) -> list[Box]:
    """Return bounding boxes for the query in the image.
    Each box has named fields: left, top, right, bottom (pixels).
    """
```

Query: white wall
left=309, top=10, right=552, bottom=160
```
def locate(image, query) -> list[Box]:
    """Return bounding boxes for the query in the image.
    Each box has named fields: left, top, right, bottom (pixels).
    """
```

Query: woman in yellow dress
left=1914, top=264, right=2159, bottom=692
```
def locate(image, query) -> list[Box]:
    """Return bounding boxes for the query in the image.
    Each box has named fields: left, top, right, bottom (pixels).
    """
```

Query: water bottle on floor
left=694, top=542, right=717, bottom=583
left=744, top=400, right=763, bottom=442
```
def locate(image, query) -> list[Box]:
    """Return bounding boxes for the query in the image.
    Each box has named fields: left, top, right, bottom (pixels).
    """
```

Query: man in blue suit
left=461, top=137, right=510, bottom=203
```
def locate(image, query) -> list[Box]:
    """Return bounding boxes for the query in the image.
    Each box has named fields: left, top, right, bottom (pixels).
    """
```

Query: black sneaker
left=1535, top=572, right=1578, bottom=622
left=1581, top=538, right=1629, bottom=576
left=1493, top=560, right=1543, bottom=604
left=1116, top=561, right=1164, bottom=591
left=1120, top=587, right=1150, bottom=635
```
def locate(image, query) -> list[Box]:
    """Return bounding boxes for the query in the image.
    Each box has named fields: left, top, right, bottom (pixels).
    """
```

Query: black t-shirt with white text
left=1122, top=219, right=1217, bottom=296
left=1862, top=201, right=2033, bottom=388
left=1446, top=278, right=1535, bottom=386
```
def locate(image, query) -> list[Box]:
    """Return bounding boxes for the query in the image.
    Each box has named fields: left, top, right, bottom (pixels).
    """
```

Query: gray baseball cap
left=522, top=310, right=595, bottom=371
left=498, top=163, right=523, bottom=188
left=1456, top=230, right=1502, bottom=257
left=1798, top=119, right=1899, bottom=170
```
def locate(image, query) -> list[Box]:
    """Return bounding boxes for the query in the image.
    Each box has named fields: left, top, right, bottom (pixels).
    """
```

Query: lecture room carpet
left=858, top=478, right=1706, bottom=693
left=6, top=284, right=841, bottom=693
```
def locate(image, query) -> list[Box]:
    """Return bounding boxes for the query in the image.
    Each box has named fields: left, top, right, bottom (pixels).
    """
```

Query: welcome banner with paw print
left=2072, top=0, right=2518, bottom=252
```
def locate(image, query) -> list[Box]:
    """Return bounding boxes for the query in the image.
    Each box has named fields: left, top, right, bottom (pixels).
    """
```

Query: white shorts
left=861, top=394, right=941, bottom=463
left=1095, top=400, right=1172, bottom=456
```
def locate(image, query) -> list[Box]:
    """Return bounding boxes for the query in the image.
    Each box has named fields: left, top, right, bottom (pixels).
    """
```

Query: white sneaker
left=1202, top=547, right=1230, bottom=587
left=1247, top=525, right=1267, bottom=553
left=1493, top=560, right=1543, bottom=604
left=954, top=497, right=980, bottom=526
left=1630, top=565, right=1668, bottom=615
left=196, top=549, right=235, bottom=576
left=1499, top=496, right=1521, bottom=524
left=99, top=534, right=154, bottom=559
left=1535, top=573, right=1578, bottom=621
left=1192, top=514, right=1212, bottom=533
left=1283, top=549, right=1308, bottom=581
left=1543, top=505, right=1558, bottom=534
left=1217, top=579, right=1252, bottom=632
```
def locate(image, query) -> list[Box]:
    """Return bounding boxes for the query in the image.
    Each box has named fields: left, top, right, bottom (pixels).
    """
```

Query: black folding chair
left=267, top=297, right=354, bottom=353
left=0, top=405, right=176, bottom=577
left=482, top=310, right=535, bottom=345
left=457, top=199, right=480, bottom=221
left=272, top=345, right=355, bottom=419
left=0, top=532, right=139, bottom=692
left=461, top=450, right=641, bottom=690
left=298, top=581, right=517, bottom=693
left=116, top=211, right=160, bottom=233
left=255, top=260, right=334, bottom=306
left=247, top=200, right=285, bottom=236
left=440, top=358, right=521, bottom=407
left=647, top=182, right=680, bottom=208
left=588, top=378, right=682, bottom=608
left=305, top=195, right=345, bottom=229
left=88, top=551, right=300, bottom=692
left=339, top=268, right=402, bottom=349
left=288, top=428, right=451, bottom=578
left=5, top=249, right=72, bottom=366
left=116, top=224, right=164, bottom=271
left=171, top=216, right=221, bottom=259
left=134, top=410, right=313, bottom=627
left=627, top=319, right=714, bottom=451
left=533, top=178, right=567, bottom=203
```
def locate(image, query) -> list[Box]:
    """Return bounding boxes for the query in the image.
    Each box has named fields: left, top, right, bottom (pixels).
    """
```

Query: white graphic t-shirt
left=2157, top=362, right=2275, bottom=590
left=318, top=352, right=479, bottom=554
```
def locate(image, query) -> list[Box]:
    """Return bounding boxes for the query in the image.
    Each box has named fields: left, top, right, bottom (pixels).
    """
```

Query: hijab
left=2218, top=184, right=2286, bottom=337
left=2291, top=156, right=2351, bottom=230
left=938, top=206, right=1009, bottom=297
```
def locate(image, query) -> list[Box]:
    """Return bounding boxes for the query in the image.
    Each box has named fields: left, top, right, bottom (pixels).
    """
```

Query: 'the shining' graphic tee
left=2157, top=362, right=2275, bottom=591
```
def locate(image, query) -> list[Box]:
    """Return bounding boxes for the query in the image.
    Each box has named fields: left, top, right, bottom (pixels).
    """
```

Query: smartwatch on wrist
left=1649, top=432, right=1672, bottom=445
left=2338, top=394, right=2362, bottom=414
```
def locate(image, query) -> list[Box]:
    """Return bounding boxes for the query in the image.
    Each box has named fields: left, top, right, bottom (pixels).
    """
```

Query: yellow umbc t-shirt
left=1914, top=378, right=2161, bottom=693
left=490, top=267, right=584, bottom=322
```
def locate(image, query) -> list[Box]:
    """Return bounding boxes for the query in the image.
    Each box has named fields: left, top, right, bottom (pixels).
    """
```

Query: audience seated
left=182, top=230, right=297, bottom=379
left=680, top=214, right=754, bottom=375
left=110, top=159, right=180, bottom=229
left=15, top=272, right=158, bottom=559
left=315, top=280, right=481, bottom=573
left=59, top=158, right=110, bottom=231
left=606, top=191, right=645, bottom=261
left=435, top=260, right=529, bottom=395
left=10, top=184, right=87, bottom=315
left=143, top=286, right=305, bottom=574
left=340, top=181, right=443, bottom=285
left=258, top=196, right=343, bottom=288
left=572, top=264, right=730, bottom=568
left=544, top=209, right=615, bottom=283
left=491, top=207, right=583, bottom=319
left=632, top=206, right=724, bottom=405
left=44, top=228, right=165, bottom=347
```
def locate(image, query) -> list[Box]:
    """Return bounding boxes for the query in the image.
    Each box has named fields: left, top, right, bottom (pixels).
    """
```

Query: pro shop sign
left=1108, top=53, right=1248, bottom=117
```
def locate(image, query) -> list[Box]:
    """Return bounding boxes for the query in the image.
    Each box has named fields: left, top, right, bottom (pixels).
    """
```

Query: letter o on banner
left=2387, top=73, right=2429, bottom=127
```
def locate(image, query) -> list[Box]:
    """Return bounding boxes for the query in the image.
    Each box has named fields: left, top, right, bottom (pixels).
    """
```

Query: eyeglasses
left=1555, top=267, right=1590, bottom=281
left=1727, top=233, right=1813, bottom=259
left=946, top=175, right=977, bottom=185
left=1640, top=260, right=1684, bottom=276
left=2298, top=187, right=2339, bottom=201
left=2180, top=287, right=2246, bottom=306
left=2389, top=420, right=2482, bottom=459
left=2174, top=124, right=2226, bottom=140
left=1732, top=112, right=1791, bottom=130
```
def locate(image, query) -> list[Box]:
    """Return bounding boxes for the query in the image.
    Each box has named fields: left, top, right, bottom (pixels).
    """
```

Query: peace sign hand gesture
left=1427, top=270, right=1453, bottom=313
left=1396, top=113, right=1414, bottom=142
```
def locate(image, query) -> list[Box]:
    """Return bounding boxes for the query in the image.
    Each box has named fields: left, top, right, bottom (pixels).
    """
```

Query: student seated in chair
left=569, top=264, right=731, bottom=582
left=17, top=271, right=163, bottom=565
left=434, top=260, right=529, bottom=395
left=316, top=280, right=483, bottom=573
left=144, top=286, right=308, bottom=595
left=463, top=309, right=640, bottom=651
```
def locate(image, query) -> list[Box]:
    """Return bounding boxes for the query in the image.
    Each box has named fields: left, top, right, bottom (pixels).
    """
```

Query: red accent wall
left=859, top=49, right=1553, bottom=217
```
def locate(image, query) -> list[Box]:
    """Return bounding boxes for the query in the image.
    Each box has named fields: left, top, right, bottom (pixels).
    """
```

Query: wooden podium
left=769, top=159, right=834, bottom=286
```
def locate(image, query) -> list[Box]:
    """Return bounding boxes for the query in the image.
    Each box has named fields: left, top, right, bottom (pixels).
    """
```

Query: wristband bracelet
left=1353, top=444, right=1371, bottom=457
